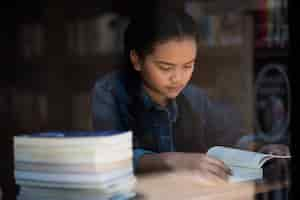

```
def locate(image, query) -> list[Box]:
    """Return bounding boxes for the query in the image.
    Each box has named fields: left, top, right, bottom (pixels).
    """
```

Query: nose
left=170, top=68, right=182, bottom=83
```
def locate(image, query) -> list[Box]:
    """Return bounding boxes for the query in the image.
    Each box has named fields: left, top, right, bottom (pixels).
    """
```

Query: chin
left=166, top=92, right=181, bottom=99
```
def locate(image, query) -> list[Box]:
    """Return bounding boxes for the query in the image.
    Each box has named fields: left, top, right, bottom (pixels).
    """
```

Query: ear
left=129, top=50, right=142, bottom=71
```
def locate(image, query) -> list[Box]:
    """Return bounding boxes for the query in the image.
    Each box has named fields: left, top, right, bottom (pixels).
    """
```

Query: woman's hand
left=159, top=152, right=232, bottom=185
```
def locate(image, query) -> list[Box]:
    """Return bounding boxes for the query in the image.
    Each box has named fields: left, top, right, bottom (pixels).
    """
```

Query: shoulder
left=92, top=70, right=126, bottom=105
left=181, top=84, right=211, bottom=109
left=93, top=70, right=122, bottom=93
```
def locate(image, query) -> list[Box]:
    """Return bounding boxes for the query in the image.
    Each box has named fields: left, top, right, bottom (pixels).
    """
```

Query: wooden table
left=134, top=172, right=290, bottom=200
left=12, top=173, right=289, bottom=200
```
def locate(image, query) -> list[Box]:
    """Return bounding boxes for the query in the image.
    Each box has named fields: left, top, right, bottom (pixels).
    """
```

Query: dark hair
left=123, top=6, right=199, bottom=69
left=122, top=4, right=199, bottom=119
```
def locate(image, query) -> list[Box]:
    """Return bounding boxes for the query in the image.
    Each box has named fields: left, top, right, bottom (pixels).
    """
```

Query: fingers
left=179, top=170, right=227, bottom=186
left=197, top=171, right=228, bottom=186
left=206, top=160, right=231, bottom=180
left=204, top=155, right=232, bottom=175
left=204, top=172, right=229, bottom=185
left=168, top=153, right=232, bottom=184
left=206, top=164, right=229, bottom=180
left=196, top=154, right=232, bottom=180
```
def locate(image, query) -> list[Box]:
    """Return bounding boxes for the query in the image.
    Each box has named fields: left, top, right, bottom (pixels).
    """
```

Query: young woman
left=91, top=8, right=290, bottom=184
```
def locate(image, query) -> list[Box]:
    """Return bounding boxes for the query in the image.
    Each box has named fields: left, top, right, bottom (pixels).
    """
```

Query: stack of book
left=254, top=0, right=289, bottom=48
left=14, top=130, right=136, bottom=200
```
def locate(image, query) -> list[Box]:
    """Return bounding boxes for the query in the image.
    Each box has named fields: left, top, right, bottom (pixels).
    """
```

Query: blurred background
left=1, top=0, right=292, bottom=199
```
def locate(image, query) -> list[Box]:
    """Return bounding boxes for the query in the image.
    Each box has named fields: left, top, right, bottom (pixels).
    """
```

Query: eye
left=183, top=64, right=194, bottom=69
left=158, top=64, right=172, bottom=71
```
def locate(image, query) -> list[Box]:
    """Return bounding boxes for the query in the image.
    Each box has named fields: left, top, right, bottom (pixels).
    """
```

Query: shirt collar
left=139, top=86, right=178, bottom=122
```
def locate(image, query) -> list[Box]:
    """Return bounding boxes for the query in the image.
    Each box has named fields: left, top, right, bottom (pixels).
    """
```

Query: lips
left=167, top=86, right=183, bottom=92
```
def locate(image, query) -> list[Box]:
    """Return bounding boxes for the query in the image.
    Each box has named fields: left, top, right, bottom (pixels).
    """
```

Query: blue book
left=14, top=130, right=133, bottom=150
left=17, top=130, right=127, bottom=138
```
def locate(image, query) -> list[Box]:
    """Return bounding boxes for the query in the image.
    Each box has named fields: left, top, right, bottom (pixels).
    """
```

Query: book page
left=207, top=146, right=269, bottom=168
left=258, top=153, right=291, bottom=167
left=228, top=166, right=263, bottom=182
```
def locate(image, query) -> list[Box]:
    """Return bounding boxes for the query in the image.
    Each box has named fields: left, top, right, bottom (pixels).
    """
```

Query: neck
left=142, top=85, right=168, bottom=107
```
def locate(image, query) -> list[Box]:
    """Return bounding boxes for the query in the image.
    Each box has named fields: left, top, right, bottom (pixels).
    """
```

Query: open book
left=207, top=146, right=291, bottom=182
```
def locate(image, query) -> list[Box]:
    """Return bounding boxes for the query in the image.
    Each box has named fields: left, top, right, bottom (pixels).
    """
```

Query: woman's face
left=131, top=38, right=197, bottom=106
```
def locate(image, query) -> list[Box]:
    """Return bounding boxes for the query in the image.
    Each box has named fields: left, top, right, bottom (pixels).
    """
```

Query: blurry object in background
left=66, top=19, right=86, bottom=56
left=255, top=63, right=290, bottom=144
left=184, top=0, right=205, bottom=21
left=185, top=1, right=244, bottom=47
left=19, top=23, right=45, bottom=59
left=254, top=0, right=289, bottom=48
left=66, top=13, right=129, bottom=56
left=94, top=12, right=120, bottom=54
left=237, top=63, right=290, bottom=150
left=199, top=15, right=220, bottom=47
left=218, top=13, right=243, bottom=46
left=11, top=89, right=48, bottom=132
left=71, top=92, right=92, bottom=130
left=184, top=0, right=219, bottom=47
left=259, top=96, right=285, bottom=134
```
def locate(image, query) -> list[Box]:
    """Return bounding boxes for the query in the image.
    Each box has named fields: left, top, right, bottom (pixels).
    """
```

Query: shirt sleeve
left=133, top=149, right=155, bottom=171
left=91, top=82, right=123, bottom=131
left=91, top=81, right=156, bottom=171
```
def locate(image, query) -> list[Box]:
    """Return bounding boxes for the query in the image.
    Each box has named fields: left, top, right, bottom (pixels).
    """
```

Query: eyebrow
left=155, top=58, right=196, bottom=66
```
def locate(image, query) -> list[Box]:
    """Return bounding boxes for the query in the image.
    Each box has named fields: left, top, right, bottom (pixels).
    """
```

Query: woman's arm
left=137, top=152, right=232, bottom=184
left=91, top=81, right=157, bottom=172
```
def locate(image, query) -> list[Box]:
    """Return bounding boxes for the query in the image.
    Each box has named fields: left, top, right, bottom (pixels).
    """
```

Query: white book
left=14, top=130, right=132, bottom=147
left=207, top=146, right=291, bottom=182
left=16, top=172, right=136, bottom=189
left=16, top=141, right=131, bottom=152
left=17, top=182, right=136, bottom=200
left=14, top=130, right=133, bottom=164
left=15, top=159, right=133, bottom=173
left=15, top=148, right=133, bottom=164
left=15, top=168, right=133, bottom=184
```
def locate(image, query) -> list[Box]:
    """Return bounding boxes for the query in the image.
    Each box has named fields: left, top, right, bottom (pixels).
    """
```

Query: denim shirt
left=91, top=70, right=246, bottom=170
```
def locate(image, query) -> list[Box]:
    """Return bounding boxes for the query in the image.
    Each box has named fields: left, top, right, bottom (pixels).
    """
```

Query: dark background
left=1, top=0, right=295, bottom=199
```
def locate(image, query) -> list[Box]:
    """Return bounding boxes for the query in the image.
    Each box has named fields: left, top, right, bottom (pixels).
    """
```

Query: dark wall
left=1, top=3, right=18, bottom=200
